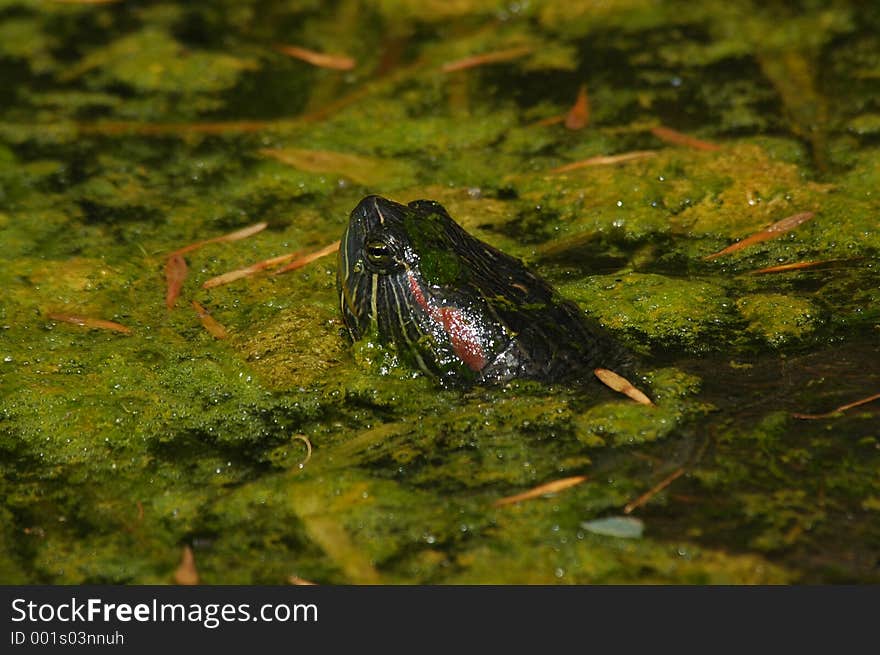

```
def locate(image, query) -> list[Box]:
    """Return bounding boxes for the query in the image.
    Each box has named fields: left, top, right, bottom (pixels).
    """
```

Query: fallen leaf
left=594, top=368, right=654, bottom=405
left=441, top=46, right=532, bottom=73
left=551, top=150, right=656, bottom=173
left=174, top=545, right=199, bottom=585
left=275, top=44, right=355, bottom=70
left=274, top=241, right=340, bottom=275
left=172, top=222, right=268, bottom=257
left=565, top=84, right=590, bottom=130
left=703, top=211, right=816, bottom=260
left=202, top=252, right=301, bottom=289
left=624, top=468, right=685, bottom=514
left=493, top=475, right=587, bottom=507
left=46, top=313, right=132, bottom=334
left=288, top=575, right=317, bottom=585
left=651, top=125, right=721, bottom=151
left=191, top=301, right=229, bottom=339
left=164, top=253, right=188, bottom=309
left=748, top=260, right=835, bottom=274
left=792, top=392, right=880, bottom=420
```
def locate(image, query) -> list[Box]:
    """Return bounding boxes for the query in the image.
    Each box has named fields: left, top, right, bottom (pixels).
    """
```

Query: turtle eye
left=365, top=239, right=395, bottom=270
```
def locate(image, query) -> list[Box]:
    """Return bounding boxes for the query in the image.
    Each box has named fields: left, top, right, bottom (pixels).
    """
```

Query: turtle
left=337, top=195, right=628, bottom=388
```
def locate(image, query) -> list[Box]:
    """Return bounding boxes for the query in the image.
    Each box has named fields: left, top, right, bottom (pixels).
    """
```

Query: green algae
left=559, top=274, right=733, bottom=352
left=735, top=293, right=819, bottom=347
left=574, top=367, right=709, bottom=447
left=0, top=0, right=879, bottom=585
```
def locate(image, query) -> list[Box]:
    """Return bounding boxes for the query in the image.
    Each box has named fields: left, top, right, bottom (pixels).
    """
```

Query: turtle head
left=337, top=195, right=466, bottom=340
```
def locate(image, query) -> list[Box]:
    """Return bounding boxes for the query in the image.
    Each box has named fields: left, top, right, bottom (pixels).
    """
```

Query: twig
left=623, top=468, right=685, bottom=514
left=792, top=392, right=880, bottom=420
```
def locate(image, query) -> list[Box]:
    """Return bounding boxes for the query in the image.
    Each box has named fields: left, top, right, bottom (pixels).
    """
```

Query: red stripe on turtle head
left=406, top=271, right=486, bottom=372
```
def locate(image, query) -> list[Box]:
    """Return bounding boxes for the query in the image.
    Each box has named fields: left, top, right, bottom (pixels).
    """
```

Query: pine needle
left=792, top=392, right=880, bottom=420
left=748, top=260, right=828, bottom=274
left=551, top=150, right=656, bottom=173
left=275, top=44, right=355, bottom=70
left=171, top=222, right=268, bottom=257
left=703, top=212, right=816, bottom=260
left=493, top=475, right=588, bottom=507
left=46, top=313, right=132, bottom=334
left=651, top=125, right=721, bottom=151
left=274, top=241, right=340, bottom=274
left=202, top=252, right=301, bottom=289
left=442, top=46, right=532, bottom=73
left=623, top=468, right=685, bottom=514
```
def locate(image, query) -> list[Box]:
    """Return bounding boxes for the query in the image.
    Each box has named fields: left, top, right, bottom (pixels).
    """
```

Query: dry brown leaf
left=441, top=46, right=532, bottom=73
left=792, top=392, right=880, bottom=420
left=493, top=475, right=588, bottom=507
left=703, top=211, right=816, bottom=260
left=191, top=301, right=229, bottom=339
left=624, top=468, right=685, bottom=514
left=164, top=253, right=188, bottom=309
left=565, top=84, right=590, bottom=130
left=594, top=368, right=654, bottom=405
left=274, top=241, right=340, bottom=275
left=275, top=44, right=355, bottom=70
left=172, top=222, right=268, bottom=257
left=202, top=252, right=301, bottom=289
left=288, top=575, right=317, bottom=585
left=651, top=125, right=721, bottom=151
left=174, top=545, right=199, bottom=585
left=551, top=150, right=656, bottom=173
left=749, top=260, right=828, bottom=274
left=46, top=313, right=132, bottom=334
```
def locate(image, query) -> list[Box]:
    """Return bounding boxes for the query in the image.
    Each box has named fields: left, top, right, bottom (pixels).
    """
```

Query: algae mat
left=0, top=1, right=878, bottom=584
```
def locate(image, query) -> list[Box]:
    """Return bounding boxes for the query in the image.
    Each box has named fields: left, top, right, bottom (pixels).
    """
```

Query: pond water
left=0, top=0, right=877, bottom=584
